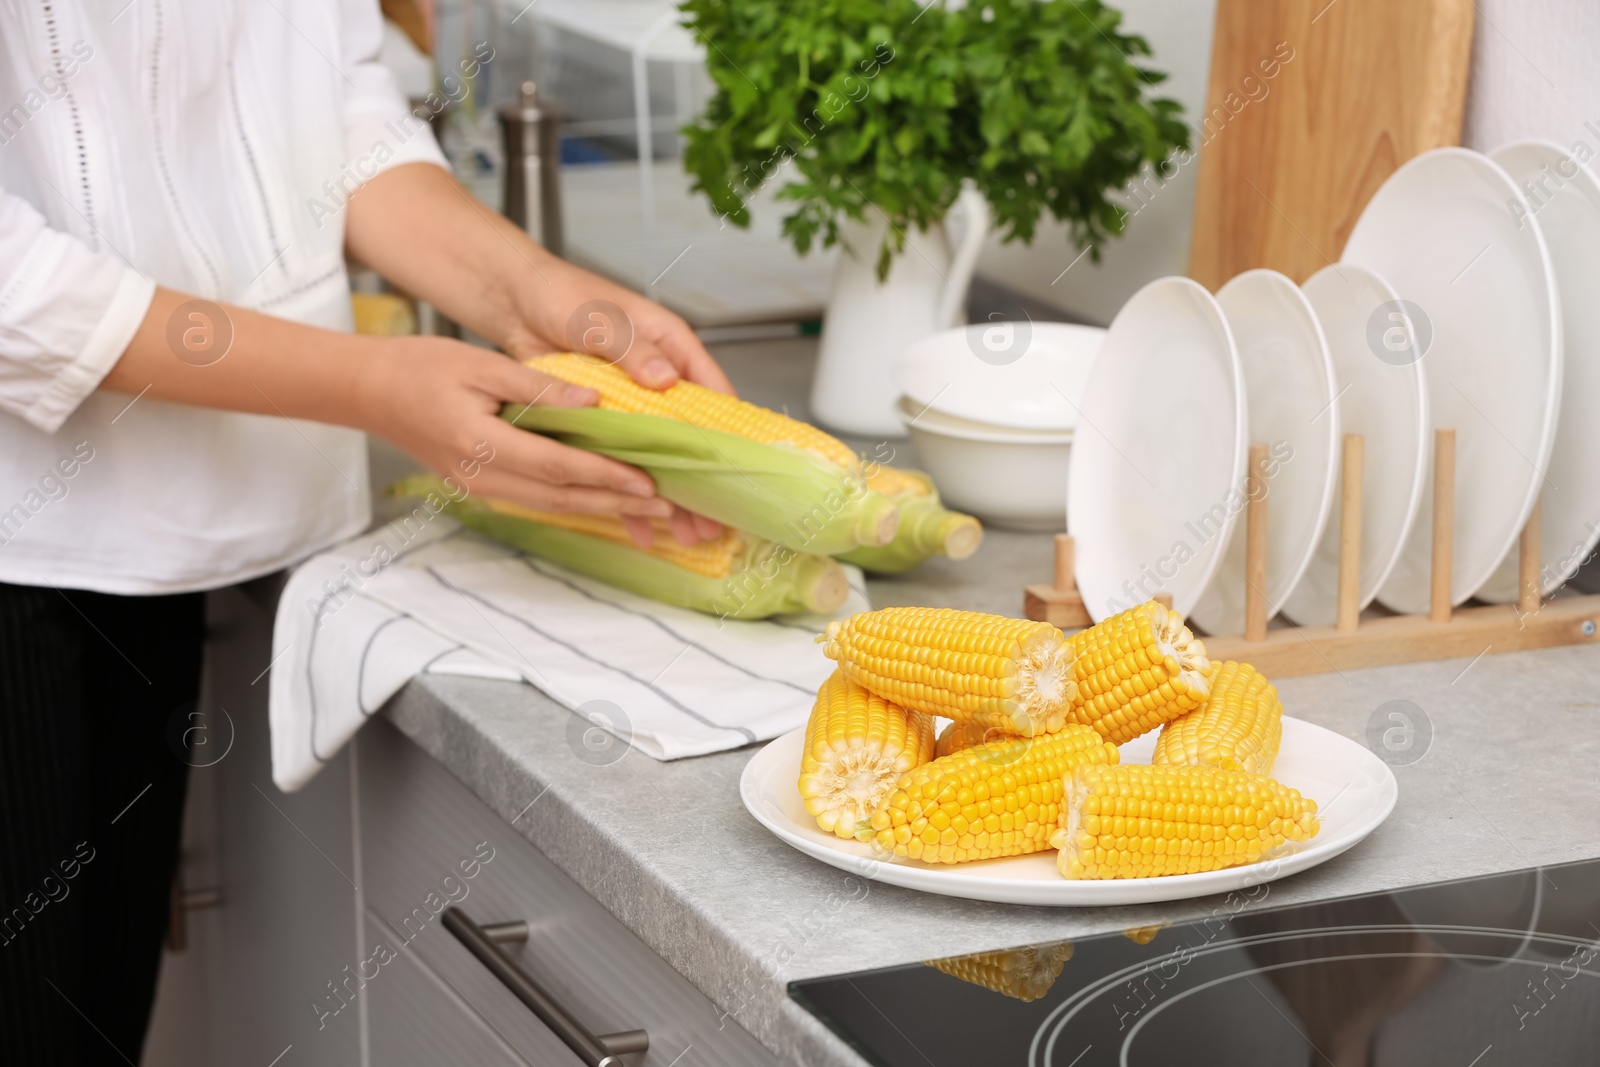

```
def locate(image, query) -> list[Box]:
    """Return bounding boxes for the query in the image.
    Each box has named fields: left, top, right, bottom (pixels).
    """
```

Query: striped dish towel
left=268, top=518, right=866, bottom=792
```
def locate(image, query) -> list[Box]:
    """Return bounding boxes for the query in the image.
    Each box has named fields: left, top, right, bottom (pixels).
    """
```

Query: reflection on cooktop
left=790, top=858, right=1600, bottom=1066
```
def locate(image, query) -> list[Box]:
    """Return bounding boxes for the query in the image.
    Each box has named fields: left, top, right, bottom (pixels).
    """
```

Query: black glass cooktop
left=791, top=858, right=1600, bottom=1066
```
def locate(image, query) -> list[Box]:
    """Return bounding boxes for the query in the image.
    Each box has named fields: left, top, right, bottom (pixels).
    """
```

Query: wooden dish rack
left=1025, top=430, right=1600, bottom=678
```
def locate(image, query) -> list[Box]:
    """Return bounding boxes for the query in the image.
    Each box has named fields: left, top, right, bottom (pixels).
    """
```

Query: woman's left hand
left=344, top=163, right=734, bottom=396
left=343, top=163, right=735, bottom=543
left=500, top=257, right=735, bottom=395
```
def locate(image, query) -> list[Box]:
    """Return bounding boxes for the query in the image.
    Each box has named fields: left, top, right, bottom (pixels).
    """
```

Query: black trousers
left=0, top=582, right=203, bottom=1065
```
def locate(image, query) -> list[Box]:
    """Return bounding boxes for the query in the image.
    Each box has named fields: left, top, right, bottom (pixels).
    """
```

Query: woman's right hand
left=353, top=335, right=716, bottom=546
left=100, top=288, right=719, bottom=546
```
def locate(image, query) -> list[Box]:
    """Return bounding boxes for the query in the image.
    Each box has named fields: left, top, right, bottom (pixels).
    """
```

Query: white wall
left=980, top=0, right=1600, bottom=327
left=974, top=0, right=1217, bottom=325
left=1459, top=0, right=1600, bottom=153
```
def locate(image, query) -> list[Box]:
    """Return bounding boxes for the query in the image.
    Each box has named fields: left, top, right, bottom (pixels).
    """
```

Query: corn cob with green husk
left=389, top=476, right=849, bottom=619
left=502, top=403, right=896, bottom=556
left=837, top=469, right=983, bottom=574
left=522, top=355, right=980, bottom=569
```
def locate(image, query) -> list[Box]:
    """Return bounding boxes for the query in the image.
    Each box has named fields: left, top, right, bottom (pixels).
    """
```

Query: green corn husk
left=838, top=478, right=984, bottom=575
left=500, top=405, right=899, bottom=555
left=389, top=476, right=850, bottom=619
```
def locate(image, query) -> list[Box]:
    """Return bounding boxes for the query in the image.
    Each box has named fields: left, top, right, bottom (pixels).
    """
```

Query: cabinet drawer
left=363, top=912, right=580, bottom=1067
left=357, top=717, right=777, bottom=1067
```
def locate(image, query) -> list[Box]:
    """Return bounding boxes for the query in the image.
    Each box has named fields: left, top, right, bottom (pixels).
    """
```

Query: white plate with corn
left=742, top=603, right=1398, bottom=907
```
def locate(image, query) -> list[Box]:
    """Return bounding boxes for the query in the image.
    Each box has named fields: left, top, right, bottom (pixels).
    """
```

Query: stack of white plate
left=1066, top=142, right=1600, bottom=628
left=891, top=322, right=1104, bottom=530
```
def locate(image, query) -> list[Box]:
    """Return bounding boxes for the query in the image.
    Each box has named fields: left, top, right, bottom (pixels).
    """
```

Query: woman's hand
left=352, top=336, right=720, bottom=546
left=340, top=164, right=732, bottom=544
left=343, top=164, right=735, bottom=395
left=501, top=258, right=735, bottom=396
left=103, top=288, right=721, bottom=547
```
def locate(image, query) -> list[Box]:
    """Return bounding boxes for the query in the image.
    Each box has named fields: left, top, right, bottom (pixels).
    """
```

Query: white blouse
left=0, top=0, right=447, bottom=593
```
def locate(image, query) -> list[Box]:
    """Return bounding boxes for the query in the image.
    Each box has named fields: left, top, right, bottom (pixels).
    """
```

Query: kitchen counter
left=381, top=338, right=1600, bottom=1066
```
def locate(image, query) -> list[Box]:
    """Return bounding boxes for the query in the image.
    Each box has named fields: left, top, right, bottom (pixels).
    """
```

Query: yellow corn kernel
left=1153, top=661, right=1283, bottom=775
left=933, top=720, right=1011, bottom=759
left=530, top=353, right=862, bottom=469
left=865, top=463, right=931, bottom=499
left=869, top=725, right=1117, bottom=864
left=1051, top=764, right=1319, bottom=880
left=484, top=498, right=746, bottom=579
left=799, top=671, right=936, bottom=840
left=1122, top=925, right=1166, bottom=946
left=924, top=941, right=1074, bottom=1003
left=350, top=292, right=416, bottom=336
left=1066, top=602, right=1213, bottom=744
left=821, top=607, right=1077, bottom=737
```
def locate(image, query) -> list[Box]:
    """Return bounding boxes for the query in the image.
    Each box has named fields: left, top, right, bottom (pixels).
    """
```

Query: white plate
left=739, top=717, right=1398, bottom=907
left=893, top=322, right=1104, bottom=431
left=1190, top=270, right=1340, bottom=635
left=1478, top=140, right=1600, bottom=600
left=1280, top=265, right=1432, bottom=625
left=1066, top=277, right=1245, bottom=623
left=1341, top=148, right=1563, bottom=612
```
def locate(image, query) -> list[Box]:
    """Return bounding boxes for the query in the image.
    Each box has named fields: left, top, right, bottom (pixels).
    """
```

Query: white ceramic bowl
left=895, top=396, right=1072, bottom=531
left=893, top=322, right=1105, bottom=431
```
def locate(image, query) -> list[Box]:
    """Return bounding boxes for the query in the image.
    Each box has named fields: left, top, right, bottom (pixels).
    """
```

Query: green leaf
left=677, top=0, right=1188, bottom=263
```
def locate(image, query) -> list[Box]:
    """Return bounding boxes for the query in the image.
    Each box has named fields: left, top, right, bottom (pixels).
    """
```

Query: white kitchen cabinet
left=362, top=911, right=562, bottom=1066
left=148, top=579, right=774, bottom=1066
left=356, top=715, right=779, bottom=1067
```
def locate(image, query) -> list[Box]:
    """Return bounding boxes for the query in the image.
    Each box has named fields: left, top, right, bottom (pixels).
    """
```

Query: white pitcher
left=811, top=187, right=989, bottom=437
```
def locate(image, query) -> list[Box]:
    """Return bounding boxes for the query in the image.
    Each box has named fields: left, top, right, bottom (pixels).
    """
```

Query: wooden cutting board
left=1186, top=0, right=1475, bottom=289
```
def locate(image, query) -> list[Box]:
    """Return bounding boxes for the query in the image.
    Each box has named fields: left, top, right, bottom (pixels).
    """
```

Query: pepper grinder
left=497, top=81, right=564, bottom=255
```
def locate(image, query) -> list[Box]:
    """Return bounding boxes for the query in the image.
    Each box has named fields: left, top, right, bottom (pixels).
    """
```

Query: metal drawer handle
left=442, top=907, right=648, bottom=1066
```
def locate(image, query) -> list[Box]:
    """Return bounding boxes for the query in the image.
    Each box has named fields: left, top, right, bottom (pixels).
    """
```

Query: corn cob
left=821, top=607, right=1077, bottom=737
left=1122, top=925, right=1166, bottom=946
left=503, top=403, right=899, bottom=555
left=531, top=353, right=867, bottom=468
left=1051, top=764, right=1319, bottom=880
left=525, top=355, right=989, bottom=566
left=1153, top=661, right=1283, bottom=776
left=868, top=725, right=1117, bottom=864
left=925, top=941, right=1074, bottom=1003
left=531, top=355, right=931, bottom=494
left=1066, top=601, right=1213, bottom=745
left=485, top=498, right=744, bottom=578
left=390, top=476, right=848, bottom=618
left=934, top=720, right=1003, bottom=760
left=798, top=671, right=936, bottom=840
left=350, top=292, right=416, bottom=336
left=837, top=476, right=983, bottom=574
left=866, top=462, right=942, bottom=500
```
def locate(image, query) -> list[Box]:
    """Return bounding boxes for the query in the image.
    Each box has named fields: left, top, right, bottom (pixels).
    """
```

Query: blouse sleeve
left=0, top=186, right=155, bottom=433
left=338, top=0, right=451, bottom=182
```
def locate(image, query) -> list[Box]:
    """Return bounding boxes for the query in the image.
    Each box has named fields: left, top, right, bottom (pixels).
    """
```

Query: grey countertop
left=381, top=338, right=1600, bottom=1066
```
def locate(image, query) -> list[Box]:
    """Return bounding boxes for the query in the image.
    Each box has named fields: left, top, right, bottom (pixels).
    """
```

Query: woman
left=0, top=2, right=726, bottom=1061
